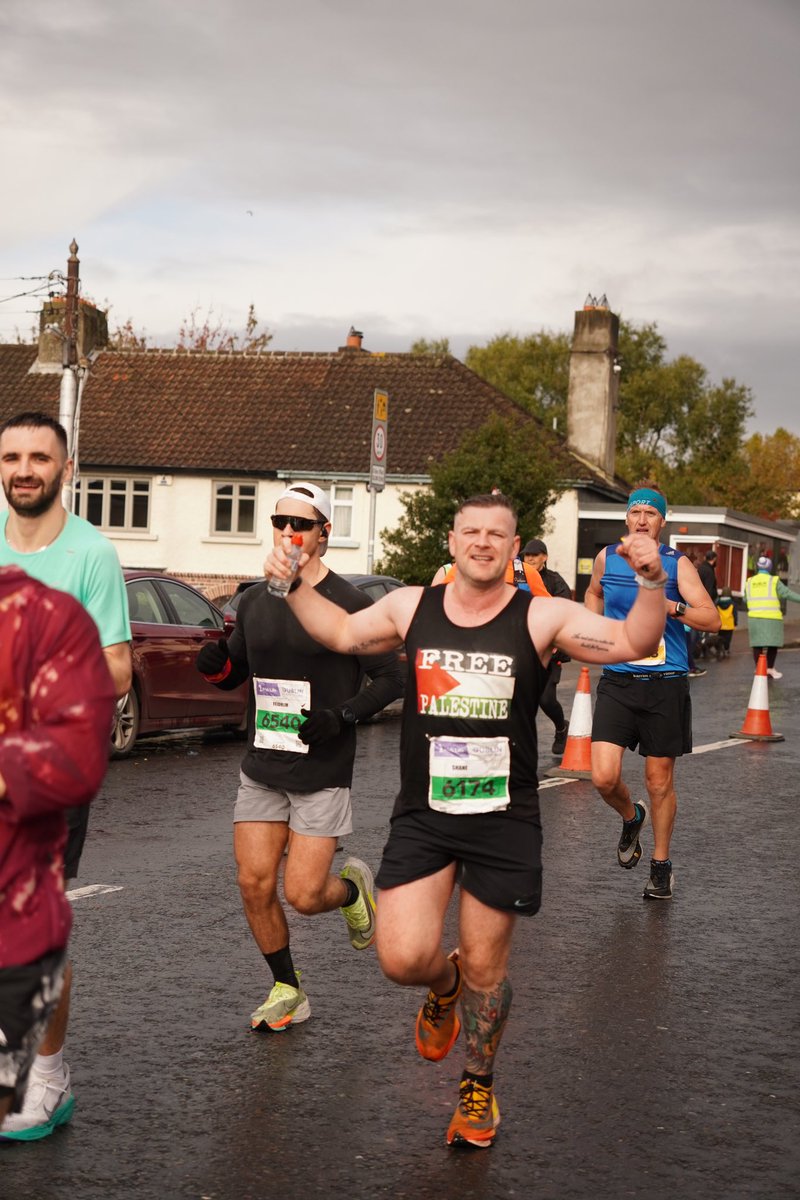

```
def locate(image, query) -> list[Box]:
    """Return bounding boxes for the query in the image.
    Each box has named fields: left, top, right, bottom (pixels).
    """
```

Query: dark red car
left=111, top=571, right=248, bottom=757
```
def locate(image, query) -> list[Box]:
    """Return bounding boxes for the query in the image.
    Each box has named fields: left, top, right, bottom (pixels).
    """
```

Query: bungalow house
left=0, top=302, right=627, bottom=602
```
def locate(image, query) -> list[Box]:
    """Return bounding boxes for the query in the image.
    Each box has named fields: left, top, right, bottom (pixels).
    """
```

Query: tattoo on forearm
left=461, top=977, right=513, bottom=1076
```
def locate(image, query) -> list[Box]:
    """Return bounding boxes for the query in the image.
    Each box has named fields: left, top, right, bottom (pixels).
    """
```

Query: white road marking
left=66, top=884, right=124, bottom=901
left=691, top=739, right=747, bottom=755
left=538, top=737, right=745, bottom=787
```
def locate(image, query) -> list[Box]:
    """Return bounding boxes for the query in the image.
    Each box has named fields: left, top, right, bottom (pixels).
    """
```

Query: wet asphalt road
left=3, top=646, right=799, bottom=1200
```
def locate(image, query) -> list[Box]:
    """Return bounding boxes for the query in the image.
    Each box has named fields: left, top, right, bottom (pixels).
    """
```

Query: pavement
left=2, top=644, right=799, bottom=1199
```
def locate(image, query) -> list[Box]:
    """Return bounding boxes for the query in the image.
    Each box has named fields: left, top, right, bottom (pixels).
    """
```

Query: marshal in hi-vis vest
left=745, top=574, right=782, bottom=620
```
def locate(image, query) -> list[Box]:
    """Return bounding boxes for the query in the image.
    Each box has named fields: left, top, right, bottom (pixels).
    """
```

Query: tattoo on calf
left=461, top=976, right=513, bottom=1076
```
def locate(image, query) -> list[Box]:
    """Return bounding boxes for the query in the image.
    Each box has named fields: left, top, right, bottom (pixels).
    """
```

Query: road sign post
left=367, top=389, right=388, bottom=572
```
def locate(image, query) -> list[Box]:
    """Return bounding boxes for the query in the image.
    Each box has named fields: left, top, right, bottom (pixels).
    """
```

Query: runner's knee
left=283, top=878, right=328, bottom=915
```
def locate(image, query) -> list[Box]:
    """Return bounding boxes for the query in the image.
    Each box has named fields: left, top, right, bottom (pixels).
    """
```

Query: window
left=330, top=484, right=354, bottom=540
left=125, top=579, right=170, bottom=624
left=213, top=482, right=257, bottom=535
left=75, top=477, right=150, bottom=531
left=158, top=579, right=223, bottom=629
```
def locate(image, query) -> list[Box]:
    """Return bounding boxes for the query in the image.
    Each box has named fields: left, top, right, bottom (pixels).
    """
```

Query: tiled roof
left=0, top=344, right=625, bottom=493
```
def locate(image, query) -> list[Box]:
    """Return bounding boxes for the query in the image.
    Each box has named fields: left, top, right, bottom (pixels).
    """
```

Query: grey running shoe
left=340, top=857, right=376, bottom=949
left=643, top=859, right=674, bottom=900
left=617, top=802, right=648, bottom=868
left=251, top=975, right=311, bottom=1032
left=551, top=721, right=569, bottom=756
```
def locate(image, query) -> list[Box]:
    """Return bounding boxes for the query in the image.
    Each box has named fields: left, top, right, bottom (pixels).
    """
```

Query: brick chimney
left=340, top=326, right=364, bottom=352
left=30, top=240, right=109, bottom=375
left=566, top=299, right=620, bottom=480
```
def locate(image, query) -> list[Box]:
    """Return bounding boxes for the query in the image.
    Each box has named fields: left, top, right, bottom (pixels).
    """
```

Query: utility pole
left=58, top=240, right=80, bottom=512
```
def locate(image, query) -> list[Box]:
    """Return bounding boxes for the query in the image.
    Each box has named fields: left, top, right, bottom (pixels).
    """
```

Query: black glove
left=196, top=638, right=230, bottom=676
left=298, top=707, right=344, bottom=746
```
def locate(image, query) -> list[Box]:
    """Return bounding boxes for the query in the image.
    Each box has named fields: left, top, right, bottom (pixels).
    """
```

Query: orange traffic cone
left=730, top=653, right=784, bottom=742
left=545, top=666, right=594, bottom=778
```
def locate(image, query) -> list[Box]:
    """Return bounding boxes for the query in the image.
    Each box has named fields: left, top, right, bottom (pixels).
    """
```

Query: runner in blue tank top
left=267, top=492, right=671, bottom=1149
left=585, top=482, right=721, bottom=900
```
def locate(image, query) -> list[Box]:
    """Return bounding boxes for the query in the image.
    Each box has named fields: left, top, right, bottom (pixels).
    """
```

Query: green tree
left=465, top=331, right=571, bottom=434
left=465, top=319, right=757, bottom=508
left=376, top=413, right=565, bottom=583
left=729, top=428, right=800, bottom=519
left=409, top=337, right=451, bottom=356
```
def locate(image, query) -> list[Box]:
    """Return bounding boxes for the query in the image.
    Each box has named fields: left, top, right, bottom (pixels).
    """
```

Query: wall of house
left=105, top=476, right=421, bottom=600
left=539, top=490, right=579, bottom=593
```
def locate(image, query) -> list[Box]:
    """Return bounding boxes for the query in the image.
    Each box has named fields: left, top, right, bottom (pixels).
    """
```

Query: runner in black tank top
left=269, top=492, right=671, bottom=1149
left=394, top=585, right=549, bottom=821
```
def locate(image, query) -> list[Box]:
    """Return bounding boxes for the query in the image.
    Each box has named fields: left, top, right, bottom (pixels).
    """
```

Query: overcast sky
left=1, top=0, right=797, bottom=435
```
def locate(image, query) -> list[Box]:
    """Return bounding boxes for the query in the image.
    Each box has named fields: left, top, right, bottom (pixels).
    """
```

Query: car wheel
left=110, top=689, right=140, bottom=758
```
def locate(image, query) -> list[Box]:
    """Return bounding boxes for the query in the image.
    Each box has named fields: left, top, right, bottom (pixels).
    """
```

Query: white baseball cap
left=276, top=482, right=331, bottom=522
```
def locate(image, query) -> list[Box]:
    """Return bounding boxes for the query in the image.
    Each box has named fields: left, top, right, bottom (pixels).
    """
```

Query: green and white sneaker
left=250, top=975, right=311, bottom=1032
left=339, top=857, right=377, bottom=950
left=0, top=1064, right=75, bottom=1141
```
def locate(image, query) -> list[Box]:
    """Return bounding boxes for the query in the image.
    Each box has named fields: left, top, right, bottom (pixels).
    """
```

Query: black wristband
left=288, top=577, right=302, bottom=593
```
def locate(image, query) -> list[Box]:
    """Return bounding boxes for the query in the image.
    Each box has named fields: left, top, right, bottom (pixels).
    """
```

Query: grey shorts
left=233, top=770, right=353, bottom=838
left=0, top=949, right=68, bottom=1112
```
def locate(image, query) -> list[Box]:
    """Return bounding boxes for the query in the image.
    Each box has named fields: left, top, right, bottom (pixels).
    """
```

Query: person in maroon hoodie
left=0, top=566, right=115, bottom=1133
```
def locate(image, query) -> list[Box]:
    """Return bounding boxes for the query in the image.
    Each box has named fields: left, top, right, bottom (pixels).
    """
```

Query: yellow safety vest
left=745, top=574, right=782, bottom=620
left=717, top=603, right=735, bottom=631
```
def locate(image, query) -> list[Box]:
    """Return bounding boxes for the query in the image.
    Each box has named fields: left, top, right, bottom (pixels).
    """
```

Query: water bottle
left=266, top=533, right=304, bottom=598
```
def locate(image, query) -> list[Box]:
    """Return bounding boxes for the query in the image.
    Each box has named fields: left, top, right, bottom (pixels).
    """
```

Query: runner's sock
left=33, top=1050, right=64, bottom=1076
left=341, top=878, right=360, bottom=907
left=265, top=946, right=299, bottom=989
left=462, top=1070, right=493, bottom=1088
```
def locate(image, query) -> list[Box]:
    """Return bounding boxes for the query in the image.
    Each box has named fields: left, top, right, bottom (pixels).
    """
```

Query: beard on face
left=4, top=469, right=64, bottom=518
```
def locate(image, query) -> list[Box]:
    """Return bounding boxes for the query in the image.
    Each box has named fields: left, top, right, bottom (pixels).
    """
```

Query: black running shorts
left=0, top=949, right=67, bottom=1111
left=375, top=808, right=543, bottom=916
left=592, top=672, right=692, bottom=759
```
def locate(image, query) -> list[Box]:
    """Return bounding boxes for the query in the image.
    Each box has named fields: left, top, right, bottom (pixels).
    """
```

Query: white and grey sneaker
left=0, top=1063, right=75, bottom=1141
left=617, top=802, right=648, bottom=868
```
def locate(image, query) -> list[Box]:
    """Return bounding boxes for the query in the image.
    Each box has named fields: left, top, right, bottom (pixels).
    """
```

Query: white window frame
left=328, top=483, right=358, bottom=547
left=75, top=475, right=151, bottom=533
left=211, top=480, right=258, bottom=538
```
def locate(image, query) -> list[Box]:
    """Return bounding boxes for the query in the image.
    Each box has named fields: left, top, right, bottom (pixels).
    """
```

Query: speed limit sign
left=370, top=389, right=388, bottom=489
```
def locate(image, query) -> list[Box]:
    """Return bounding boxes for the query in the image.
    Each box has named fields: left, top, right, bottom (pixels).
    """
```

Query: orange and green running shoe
left=446, top=1076, right=501, bottom=1149
left=415, top=950, right=462, bottom=1062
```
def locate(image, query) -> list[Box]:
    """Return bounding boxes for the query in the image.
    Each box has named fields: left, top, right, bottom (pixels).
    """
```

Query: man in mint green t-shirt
left=0, top=411, right=131, bottom=1143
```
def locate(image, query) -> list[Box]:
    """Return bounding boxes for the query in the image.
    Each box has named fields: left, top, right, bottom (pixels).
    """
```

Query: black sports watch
left=340, top=705, right=357, bottom=726
left=674, top=601, right=687, bottom=618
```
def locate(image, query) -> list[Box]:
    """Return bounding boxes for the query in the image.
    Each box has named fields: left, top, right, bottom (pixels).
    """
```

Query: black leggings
left=752, top=647, right=778, bottom=669
left=539, top=662, right=565, bottom=728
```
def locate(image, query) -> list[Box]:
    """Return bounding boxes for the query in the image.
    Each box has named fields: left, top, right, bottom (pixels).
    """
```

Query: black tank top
left=394, top=585, right=549, bottom=820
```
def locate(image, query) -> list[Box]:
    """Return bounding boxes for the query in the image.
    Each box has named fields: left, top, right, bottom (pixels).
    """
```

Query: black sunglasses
left=270, top=514, right=326, bottom=532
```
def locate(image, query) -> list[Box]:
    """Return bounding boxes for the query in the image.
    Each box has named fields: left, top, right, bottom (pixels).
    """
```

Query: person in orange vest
left=432, top=556, right=549, bottom=596
left=744, top=556, right=800, bottom=679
